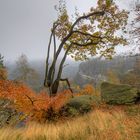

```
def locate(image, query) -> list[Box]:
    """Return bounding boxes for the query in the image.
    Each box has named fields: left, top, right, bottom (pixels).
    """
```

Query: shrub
left=124, top=105, right=140, bottom=116
left=76, top=84, right=101, bottom=98
left=0, top=80, right=72, bottom=124
left=64, top=95, right=101, bottom=116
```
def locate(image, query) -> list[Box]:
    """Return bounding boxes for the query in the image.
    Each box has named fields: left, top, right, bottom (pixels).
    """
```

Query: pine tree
left=0, top=54, right=7, bottom=80
left=0, top=54, right=4, bottom=68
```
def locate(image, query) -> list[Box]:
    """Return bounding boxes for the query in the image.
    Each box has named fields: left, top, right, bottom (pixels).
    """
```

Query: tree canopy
left=54, top=0, right=128, bottom=60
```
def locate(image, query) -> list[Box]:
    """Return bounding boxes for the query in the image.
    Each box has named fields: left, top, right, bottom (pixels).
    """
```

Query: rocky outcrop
left=101, top=82, right=140, bottom=105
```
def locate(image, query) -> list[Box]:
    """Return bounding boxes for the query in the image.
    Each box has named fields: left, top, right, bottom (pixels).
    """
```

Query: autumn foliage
left=76, top=84, right=100, bottom=97
left=0, top=80, right=72, bottom=122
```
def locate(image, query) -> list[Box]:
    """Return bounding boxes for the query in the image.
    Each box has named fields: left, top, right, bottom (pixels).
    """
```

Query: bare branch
left=53, top=31, right=57, bottom=59
left=25, top=94, right=36, bottom=106
left=44, top=23, right=58, bottom=87
left=60, top=78, right=73, bottom=94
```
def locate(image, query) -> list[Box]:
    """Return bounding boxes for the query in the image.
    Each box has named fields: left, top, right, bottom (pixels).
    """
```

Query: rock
left=101, top=82, right=139, bottom=105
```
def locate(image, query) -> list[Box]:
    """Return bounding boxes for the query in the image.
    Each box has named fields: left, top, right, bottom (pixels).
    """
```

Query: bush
left=124, top=105, right=140, bottom=116
left=64, top=95, right=101, bottom=116
left=76, top=84, right=101, bottom=97
left=0, top=80, right=72, bottom=123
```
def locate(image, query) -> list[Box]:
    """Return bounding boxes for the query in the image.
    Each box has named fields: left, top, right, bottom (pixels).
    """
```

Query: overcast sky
left=0, top=0, right=133, bottom=62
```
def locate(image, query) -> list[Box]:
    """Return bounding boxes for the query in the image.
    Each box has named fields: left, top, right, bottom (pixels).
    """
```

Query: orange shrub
left=75, top=84, right=100, bottom=97
left=0, top=80, right=72, bottom=123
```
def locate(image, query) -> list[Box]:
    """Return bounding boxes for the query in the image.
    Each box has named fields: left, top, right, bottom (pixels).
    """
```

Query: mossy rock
left=101, top=82, right=139, bottom=105
left=64, top=95, right=100, bottom=116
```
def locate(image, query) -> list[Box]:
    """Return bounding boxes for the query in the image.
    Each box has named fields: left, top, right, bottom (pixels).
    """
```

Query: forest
left=0, top=0, right=140, bottom=140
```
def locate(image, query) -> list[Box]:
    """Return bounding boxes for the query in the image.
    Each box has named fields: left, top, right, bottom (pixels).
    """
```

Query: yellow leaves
left=97, top=0, right=112, bottom=10
left=92, top=31, right=100, bottom=37
left=60, top=12, right=69, bottom=22
left=106, top=0, right=112, bottom=7
left=83, top=84, right=95, bottom=95
left=81, top=25, right=88, bottom=32
left=54, top=0, right=128, bottom=61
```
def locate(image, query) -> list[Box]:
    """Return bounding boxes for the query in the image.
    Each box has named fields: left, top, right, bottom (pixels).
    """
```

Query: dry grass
left=0, top=107, right=139, bottom=140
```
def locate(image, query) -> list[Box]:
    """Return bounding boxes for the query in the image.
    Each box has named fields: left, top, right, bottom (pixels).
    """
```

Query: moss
left=101, top=82, right=139, bottom=105
left=65, top=95, right=100, bottom=116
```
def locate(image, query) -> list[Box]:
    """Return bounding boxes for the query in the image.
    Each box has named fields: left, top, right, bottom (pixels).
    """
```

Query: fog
left=0, top=0, right=133, bottom=62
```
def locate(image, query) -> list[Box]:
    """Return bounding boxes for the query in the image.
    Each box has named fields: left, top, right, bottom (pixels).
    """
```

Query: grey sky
left=0, top=0, right=133, bottom=62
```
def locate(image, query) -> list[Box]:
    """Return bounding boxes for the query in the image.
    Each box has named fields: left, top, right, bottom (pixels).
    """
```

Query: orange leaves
left=0, top=80, right=36, bottom=113
left=82, top=84, right=95, bottom=95
left=50, top=90, right=72, bottom=111
left=75, top=84, right=100, bottom=97
left=0, top=80, right=72, bottom=122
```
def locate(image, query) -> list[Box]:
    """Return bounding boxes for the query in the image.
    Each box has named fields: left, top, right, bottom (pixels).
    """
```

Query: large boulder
left=101, top=82, right=139, bottom=105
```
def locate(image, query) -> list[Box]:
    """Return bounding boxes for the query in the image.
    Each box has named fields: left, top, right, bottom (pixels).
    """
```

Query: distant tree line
left=74, top=55, right=140, bottom=88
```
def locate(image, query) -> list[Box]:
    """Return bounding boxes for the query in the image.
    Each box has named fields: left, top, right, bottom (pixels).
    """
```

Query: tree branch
left=71, top=41, right=99, bottom=47
left=73, top=30, right=102, bottom=39
left=25, top=94, right=36, bottom=106
left=60, top=78, right=73, bottom=94
left=44, top=23, right=58, bottom=87
left=71, top=11, right=105, bottom=31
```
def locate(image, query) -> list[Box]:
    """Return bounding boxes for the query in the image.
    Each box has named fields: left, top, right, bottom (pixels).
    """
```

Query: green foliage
left=0, top=54, right=4, bottom=69
left=101, top=82, right=139, bottom=105
left=65, top=95, right=101, bottom=116
left=0, top=54, right=7, bottom=80
left=124, top=105, right=140, bottom=116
